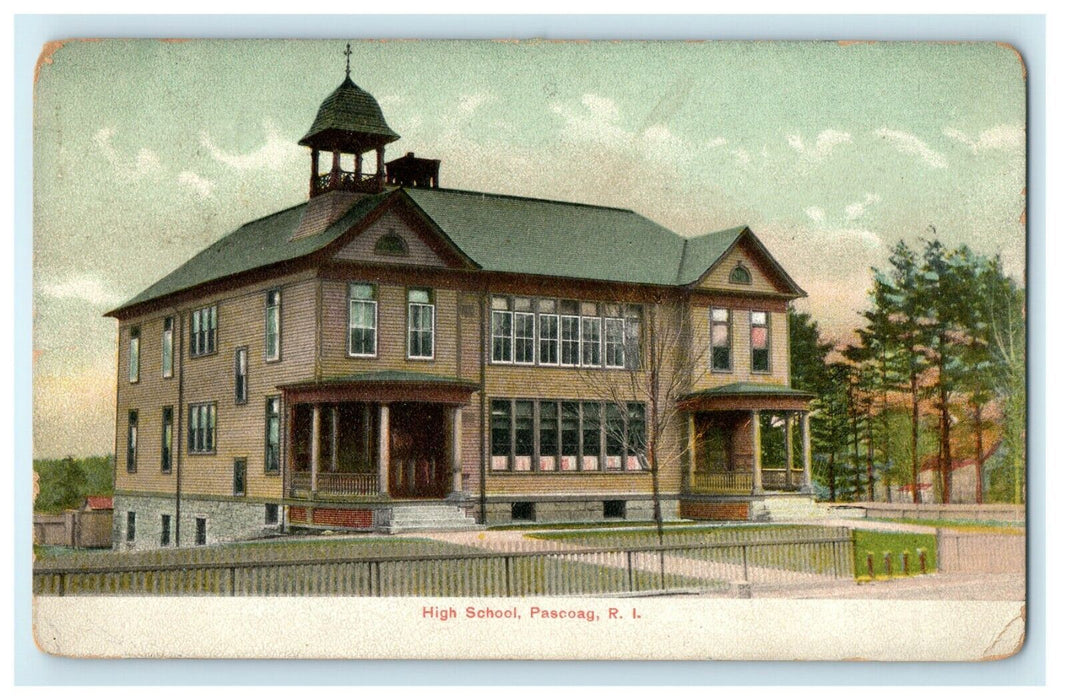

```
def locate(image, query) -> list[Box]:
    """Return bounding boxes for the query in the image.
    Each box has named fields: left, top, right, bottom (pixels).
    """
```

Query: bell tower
left=299, top=43, right=401, bottom=198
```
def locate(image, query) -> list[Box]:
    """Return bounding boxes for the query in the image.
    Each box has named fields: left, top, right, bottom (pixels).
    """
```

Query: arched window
left=729, top=263, right=752, bottom=285
left=374, top=232, right=408, bottom=257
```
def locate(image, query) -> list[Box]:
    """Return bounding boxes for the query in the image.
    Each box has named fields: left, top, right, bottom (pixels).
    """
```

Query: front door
left=388, top=402, right=448, bottom=498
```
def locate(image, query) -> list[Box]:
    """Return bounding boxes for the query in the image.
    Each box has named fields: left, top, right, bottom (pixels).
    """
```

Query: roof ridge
left=407, top=185, right=640, bottom=215
left=675, top=238, right=691, bottom=286
left=230, top=200, right=308, bottom=231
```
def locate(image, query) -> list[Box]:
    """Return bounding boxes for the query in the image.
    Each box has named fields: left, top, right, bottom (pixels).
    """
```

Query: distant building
left=106, top=56, right=818, bottom=548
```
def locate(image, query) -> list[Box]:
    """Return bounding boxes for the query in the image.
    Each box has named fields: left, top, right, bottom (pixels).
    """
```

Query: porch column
left=801, top=411, right=813, bottom=493
left=377, top=403, right=390, bottom=496
left=330, top=405, right=339, bottom=473
left=356, top=153, right=363, bottom=177
left=785, top=412, right=795, bottom=489
left=376, top=146, right=385, bottom=181
left=450, top=406, right=464, bottom=495
left=310, top=149, right=319, bottom=196
left=686, top=413, right=698, bottom=492
left=751, top=410, right=763, bottom=494
left=310, top=404, right=321, bottom=494
left=330, top=150, right=341, bottom=187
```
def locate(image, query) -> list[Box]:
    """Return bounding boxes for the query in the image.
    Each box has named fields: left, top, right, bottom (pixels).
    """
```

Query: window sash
left=604, top=317, right=625, bottom=368
left=514, top=312, right=535, bottom=365
left=233, top=459, right=247, bottom=497
left=560, top=315, right=581, bottom=366
left=188, top=404, right=216, bottom=454
left=581, top=317, right=602, bottom=367
left=265, top=398, right=281, bottom=473
left=234, top=348, right=248, bottom=404
left=161, top=407, right=173, bottom=473
left=538, top=314, right=559, bottom=365
left=191, top=306, right=217, bottom=356
left=126, top=411, right=138, bottom=473
left=751, top=312, right=770, bottom=372
left=160, top=514, right=171, bottom=546
left=128, top=330, right=140, bottom=383
left=491, top=310, right=513, bottom=363
left=162, top=318, right=173, bottom=378
left=538, top=401, right=559, bottom=470
left=265, top=292, right=281, bottom=361
left=408, top=302, right=435, bottom=359
left=348, top=298, right=378, bottom=356
left=711, top=308, right=732, bottom=371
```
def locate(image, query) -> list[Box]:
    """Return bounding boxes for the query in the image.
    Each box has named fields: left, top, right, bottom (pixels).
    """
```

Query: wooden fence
left=33, top=510, right=112, bottom=549
left=33, top=529, right=855, bottom=597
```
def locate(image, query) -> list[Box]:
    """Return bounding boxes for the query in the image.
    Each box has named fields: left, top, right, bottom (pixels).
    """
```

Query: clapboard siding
left=697, top=237, right=788, bottom=294
left=688, top=304, right=790, bottom=392
left=332, top=209, right=448, bottom=268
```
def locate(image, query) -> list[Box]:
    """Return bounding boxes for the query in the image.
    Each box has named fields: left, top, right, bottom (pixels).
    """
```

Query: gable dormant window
left=348, top=283, right=377, bottom=357
left=161, top=317, right=174, bottom=378
left=580, top=304, right=602, bottom=367
left=730, top=263, right=752, bottom=285
left=126, top=410, right=138, bottom=473
left=374, top=231, right=409, bottom=256
left=711, top=308, right=732, bottom=372
left=188, top=402, right=217, bottom=454
left=560, top=301, right=581, bottom=367
left=161, top=406, right=174, bottom=474
left=513, top=298, right=535, bottom=365
left=407, top=288, right=435, bottom=359
left=233, top=458, right=247, bottom=497
left=190, top=305, right=217, bottom=357
left=538, top=299, right=559, bottom=365
left=234, top=347, right=248, bottom=404
left=490, top=296, right=513, bottom=363
left=265, top=289, right=281, bottom=362
left=264, top=397, right=281, bottom=474
left=750, top=310, right=771, bottom=373
left=128, top=326, right=140, bottom=383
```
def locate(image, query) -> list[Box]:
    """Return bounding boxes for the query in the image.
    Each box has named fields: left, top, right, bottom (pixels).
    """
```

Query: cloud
left=873, top=128, right=947, bottom=168
left=458, top=93, right=493, bottom=113
left=787, top=128, right=852, bottom=160
left=805, top=206, right=826, bottom=224
left=706, top=137, right=727, bottom=148
left=93, top=128, right=163, bottom=177
left=943, top=124, right=1025, bottom=153
left=550, top=93, right=628, bottom=145
left=733, top=148, right=751, bottom=165
left=178, top=170, right=215, bottom=198
left=38, top=274, right=125, bottom=307
left=844, top=192, right=881, bottom=220
left=199, top=119, right=303, bottom=171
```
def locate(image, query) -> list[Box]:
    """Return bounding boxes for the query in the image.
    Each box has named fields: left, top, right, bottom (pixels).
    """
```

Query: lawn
left=853, top=529, right=938, bottom=579
left=868, top=517, right=1024, bottom=535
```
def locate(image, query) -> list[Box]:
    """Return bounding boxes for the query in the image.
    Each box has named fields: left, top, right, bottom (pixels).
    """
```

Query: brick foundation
left=311, top=507, right=373, bottom=529
left=681, top=500, right=749, bottom=521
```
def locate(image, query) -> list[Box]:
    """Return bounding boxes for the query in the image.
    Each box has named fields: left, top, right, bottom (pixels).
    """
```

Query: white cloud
left=733, top=148, right=751, bottom=165
left=458, top=93, right=493, bottom=113
left=550, top=93, right=628, bottom=145
left=199, top=119, right=303, bottom=171
left=38, top=274, right=125, bottom=307
left=805, top=206, right=826, bottom=224
left=873, top=128, right=948, bottom=168
left=706, top=137, right=727, bottom=148
left=787, top=128, right=852, bottom=160
left=93, top=128, right=163, bottom=177
left=943, top=124, right=1025, bottom=153
left=844, top=192, right=881, bottom=221
left=178, top=170, right=215, bottom=198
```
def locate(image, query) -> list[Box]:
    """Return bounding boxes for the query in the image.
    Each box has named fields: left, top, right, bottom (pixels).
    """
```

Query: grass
left=853, top=529, right=938, bottom=580
left=868, top=517, right=1024, bottom=534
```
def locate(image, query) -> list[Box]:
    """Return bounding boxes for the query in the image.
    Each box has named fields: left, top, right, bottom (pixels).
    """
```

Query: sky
left=32, top=39, right=1026, bottom=458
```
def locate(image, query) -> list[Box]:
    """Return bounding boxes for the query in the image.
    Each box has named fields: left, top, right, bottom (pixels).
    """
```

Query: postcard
left=31, top=38, right=1027, bottom=660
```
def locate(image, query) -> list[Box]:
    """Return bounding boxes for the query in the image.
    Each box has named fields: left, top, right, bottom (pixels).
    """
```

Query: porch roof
left=278, top=370, right=480, bottom=405
left=678, top=382, right=814, bottom=412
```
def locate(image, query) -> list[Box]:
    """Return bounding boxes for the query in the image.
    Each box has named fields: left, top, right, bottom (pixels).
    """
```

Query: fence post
left=741, top=545, right=749, bottom=582
left=57, top=573, right=65, bottom=597
left=373, top=561, right=382, bottom=597
left=229, top=566, right=236, bottom=596
left=626, top=551, right=634, bottom=591
left=883, top=551, right=892, bottom=577
left=505, top=556, right=512, bottom=597
left=919, top=549, right=928, bottom=575
left=901, top=551, right=909, bottom=576
left=866, top=552, right=874, bottom=579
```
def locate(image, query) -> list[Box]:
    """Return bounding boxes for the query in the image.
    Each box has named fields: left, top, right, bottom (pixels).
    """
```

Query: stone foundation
left=483, top=496, right=680, bottom=526
left=112, top=494, right=283, bottom=550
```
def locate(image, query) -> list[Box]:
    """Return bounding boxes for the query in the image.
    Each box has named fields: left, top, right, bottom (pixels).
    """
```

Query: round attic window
left=374, top=232, right=409, bottom=257
left=729, top=263, right=752, bottom=285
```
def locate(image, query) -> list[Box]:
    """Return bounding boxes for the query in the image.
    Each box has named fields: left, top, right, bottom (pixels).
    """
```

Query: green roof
left=684, top=382, right=815, bottom=399
left=109, top=186, right=798, bottom=316
left=299, top=77, right=400, bottom=147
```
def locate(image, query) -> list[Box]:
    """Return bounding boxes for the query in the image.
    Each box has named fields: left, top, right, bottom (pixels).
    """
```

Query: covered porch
left=679, top=383, right=815, bottom=496
left=280, top=371, right=479, bottom=501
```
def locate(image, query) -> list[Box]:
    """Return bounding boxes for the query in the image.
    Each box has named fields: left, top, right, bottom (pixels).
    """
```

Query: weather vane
left=344, top=42, right=352, bottom=78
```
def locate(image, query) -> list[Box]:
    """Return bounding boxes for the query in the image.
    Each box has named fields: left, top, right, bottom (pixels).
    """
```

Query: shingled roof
left=108, top=187, right=802, bottom=317
left=299, top=76, right=400, bottom=149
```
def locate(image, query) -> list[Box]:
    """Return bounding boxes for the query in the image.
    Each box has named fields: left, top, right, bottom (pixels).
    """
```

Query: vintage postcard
left=31, top=38, right=1027, bottom=660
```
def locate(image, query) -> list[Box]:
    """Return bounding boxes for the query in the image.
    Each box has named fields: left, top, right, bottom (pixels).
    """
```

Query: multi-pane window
left=233, top=458, right=247, bottom=497
left=407, top=288, right=435, bottom=359
left=490, top=400, right=511, bottom=471
left=128, top=327, right=140, bottom=383
left=626, top=403, right=647, bottom=470
left=605, top=403, right=625, bottom=470
left=126, top=512, right=136, bottom=542
left=560, top=314, right=581, bottom=367
left=514, top=312, right=535, bottom=364
left=234, top=347, right=248, bottom=404
left=711, top=308, right=732, bottom=371
left=538, top=301, right=559, bottom=365
left=514, top=400, right=534, bottom=470
left=265, top=289, right=281, bottom=361
left=161, top=406, right=173, bottom=474
left=265, top=397, right=281, bottom=474
left=561, top=402, right=580, bottom=471
left=160, top=514, right=171, bottom=546
left=730, top=264, right=752, bottom=285
left=348, top=283, right=377, bottom=357
left=581, top=317, right=602, bottom=367
left=126, top=410, right=138, bottom=473
left=581, top=401, right=601, bottom=470
left=624, top=305, right=643, bottom=370
left=539, top=401, right=559, bottom=471
left=604, top=317, right=625, bottom=369
left=491, top=297, right=513, bottom=363
left=751, top=311, right=770, bottom=372
left=161, top=317, right=174, bottom=378
left=190, top=305, right=217, bottom=357
left=188, top=403, right=216, bottom=454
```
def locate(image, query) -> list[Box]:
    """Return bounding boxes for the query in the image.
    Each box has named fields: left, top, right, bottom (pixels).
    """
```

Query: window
left=265, top=397, right=281, bottom=474
left=126, top=410, right=138, bottom=473
left=604, top=500, right=626, bottom=519
left=374, top=232, right=408, bottom=256
left=625, top=305, right=643, bottom=370
left=711, top=308, right=732, bottom=371
left=626, top=403, right=647, bottom=470
left=160, top=514, right=171, bottom=546
left=126, top=512, right=136, bottom=542
left=161, top=317, right=174, bottom=378
left=265, top=290, right=281, bottom=361
left=605, top=403, right=625, bottom=470
left=581, top=317, right=601, bottom=367
left=161, top=406, right=173, bottom=473
left=190, top=305, right=217, bottom=357
left=514, top=312, right=535, bottom=364
left=730, top=263, right=752, bottom=285
left=407, top=288, right=434, bottom=359
left=128, top=327, right=140, bottom=383
left=539, top=401, right=558, bottom=471
left=751, top=311, right=770, bottom=372
left=195, top=517, right=207, bottom=546
left=188, top=403, right=217, bottom=454
left=491, top=400, right=511, bottom=471
left=604, top=317, right=625, bottom=369
left=234, top=347, right=248, bottom=404
left=538, top=313, right=559, bottom=365
left=581, top=402, right=601, bottom=470
left=511, top=502, right=535, bottom=521
left=491, top=299, right=513, bottom=363
left=348, top=283, right=377, bottom=357
left=560, top=402, right=580, bottom=471
left=233, top=458, right=247, bottom=497
left=560, top=314, right=581, bottom=366
left=514, top=400, right=534, bottom=471
left=265, top=504, right=279, bottom=525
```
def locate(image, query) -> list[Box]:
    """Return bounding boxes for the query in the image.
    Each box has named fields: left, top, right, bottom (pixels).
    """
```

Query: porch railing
left=289, top=471, right=380, bottom=497
left=760, top=468, right=804, bottom=492
left=312, top=170, right=383, bottom=196
left=691, top=471, right=754, bottom=494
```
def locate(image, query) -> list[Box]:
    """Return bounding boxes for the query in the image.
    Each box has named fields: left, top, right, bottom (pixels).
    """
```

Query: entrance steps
left=750, top=494, right=829, bottom=522
left=384, top=503, right=481, bottom=533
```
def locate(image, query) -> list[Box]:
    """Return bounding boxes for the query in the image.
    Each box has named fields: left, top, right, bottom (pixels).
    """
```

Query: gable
left=696, top=235, right=798, bottom=295
left=332, top=208, right=452, bottom=268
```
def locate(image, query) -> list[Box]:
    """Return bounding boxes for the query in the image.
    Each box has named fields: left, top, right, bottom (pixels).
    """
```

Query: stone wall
left=113, top=493, right=283, bottom=550
left=483, top=496, right=679, bottom=526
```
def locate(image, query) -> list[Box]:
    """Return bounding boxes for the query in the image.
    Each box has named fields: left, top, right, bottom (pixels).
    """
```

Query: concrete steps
left=385, top=503, right=480, bottom=533
left=750, top=494, right=829, bottom=522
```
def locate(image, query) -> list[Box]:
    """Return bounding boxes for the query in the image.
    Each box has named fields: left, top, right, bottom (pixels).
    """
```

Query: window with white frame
left=126, top=410, right=138, bottom=473
left=190, top=305, right=217, bottom=357
left=538, top=300, right=559, bottom=365
left=234, top=347, right=248, bottom=404
left=161, top=317, right=174, bottom=378
left=604, top=317, right=625, bottom=369
left=751, top=311, right=770, bottom=372
left=128, top=327, right=140, bottom=383
left=711, top=308, right=732, bottom=371
left=514, top=312, right=535, bottom=364
left=188, top=403, right=216, bottom=454
left=407, top=288, right=434, bottom=359
left=265, top=289, right=281, bottom=361
left=560, top=314, right=581, bottom=367
left=265, top=397, right=281, bottom=474
left=491, top=296, right=512, bottom=363
left=348, top=283, right=377, bottom=357
left=624, top=305, right=643, bottom=370
left=161, top=406, right=173, bottom=474
left=581, top=316, right=602, bottom=367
